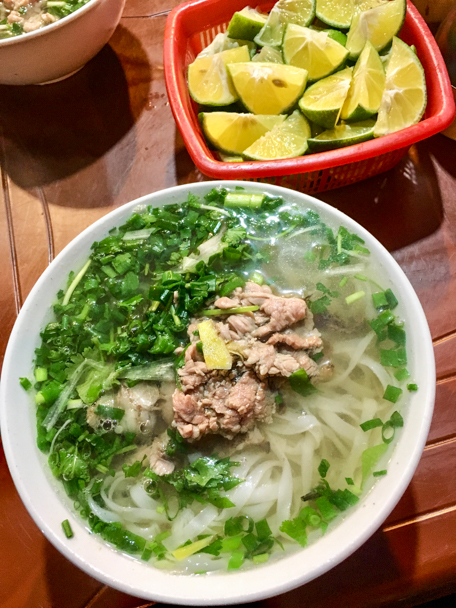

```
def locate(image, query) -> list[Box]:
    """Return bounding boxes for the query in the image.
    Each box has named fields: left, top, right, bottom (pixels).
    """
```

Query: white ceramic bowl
left=0, top=182, right=435, bottom=605
left=0, top=0, right=125, bottom=85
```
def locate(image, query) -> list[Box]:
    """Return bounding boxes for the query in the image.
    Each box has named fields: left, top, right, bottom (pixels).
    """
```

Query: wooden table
left=1, top=2, right=456, bottom=607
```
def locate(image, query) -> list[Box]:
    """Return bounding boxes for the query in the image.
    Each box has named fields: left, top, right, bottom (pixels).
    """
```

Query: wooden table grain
left=1, top=2, right=456, bottom=607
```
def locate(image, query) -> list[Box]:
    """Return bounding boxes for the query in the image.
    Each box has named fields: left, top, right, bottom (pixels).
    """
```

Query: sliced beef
left=252, top=296, right=307, bottom=338
left=173, top=370, right=273, bottom=441
left=172, top=281, right=327, bottom=441
left=267, top=332, right=322, bottom=351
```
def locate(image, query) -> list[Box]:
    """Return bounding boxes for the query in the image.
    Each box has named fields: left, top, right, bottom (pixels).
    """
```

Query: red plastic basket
left=164, top=0, right=455, bottom=193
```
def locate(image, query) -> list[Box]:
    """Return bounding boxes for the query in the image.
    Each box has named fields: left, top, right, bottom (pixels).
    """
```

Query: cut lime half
left=254, top=0, right=316, bottom=48
left=299, top=67, right=353, bottom=129
left=346, top=0, right=406, bottom=60
left=243, top=110, right=311, bottom=160
left=308, top=119, right=376, bottom=152
left=316, top=0, right=354, bottom=29
left=200, top=112, right=286, bottom=155
left=227, top=7, right=268, bottom=41
left=283, top=24, right=349, bottom=82
left=374, top=37, right=427, bottom=137
left=228, top=62, right=308, bottom=115
left=188, top=45, right=251, bottom=106
left=341, top=40, right=385, bottom=121
left=197, top=32, right=254, bottom=58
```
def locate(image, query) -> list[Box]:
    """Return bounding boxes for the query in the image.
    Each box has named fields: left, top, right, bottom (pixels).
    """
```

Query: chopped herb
left=289, top=369, right=317, bottom=397
left=360, top=418, right=383, bottom=432
left=383, top=385, right=403, bottom=403
left=19, top=377, right=32, bottom=390
left=345, top=291, right=365, bottom=305
left=394, top=368, right=410, bottom=382
left=62, top=519, right=74, bottom=539
left=318, top=459, right=330, bottom=478
left=373, top=470, right=387, bottom=477
left=407, top=383, right=418, bottom=392
left=385, top=288, right=398, bottom=309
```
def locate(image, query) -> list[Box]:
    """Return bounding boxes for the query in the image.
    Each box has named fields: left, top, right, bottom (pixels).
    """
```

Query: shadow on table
left=0, top=25, right=151, bottom=202
left=317, top=141, right=444, bottom=253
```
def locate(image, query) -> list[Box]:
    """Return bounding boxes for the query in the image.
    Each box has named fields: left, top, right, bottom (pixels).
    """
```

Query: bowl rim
left=163, top=0, right=456, bottom=179
left=0, top=0, right=101, bottom=47
left=0, top=181, right=436, bottom=605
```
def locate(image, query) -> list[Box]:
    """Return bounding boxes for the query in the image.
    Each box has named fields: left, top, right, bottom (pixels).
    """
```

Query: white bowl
left=0, top=182, right=435, bottom=605
left=0, top=0, right=125, bottom=85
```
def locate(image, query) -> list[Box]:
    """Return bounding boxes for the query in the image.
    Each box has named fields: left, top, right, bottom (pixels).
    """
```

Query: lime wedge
left=254, top=0, right=316, bottom=48
left=299, top=67, right=353, bottom=129
left=316, top=0, right=354, bottom=29
left=374, top=37, right=427, bottom=137
left=346, top=0, right=406, bottom=60
left=308, top=119, right=376, bottom=151
left=200, top=112, right=286, bottom=154
left=252, top=46, right=284, bottom=63
left=341, top=40, right=385, bottom=121
left=227, top=7, right=268, bottom=41
left=217, top=152, right=244, bottom=162
left=188, top=46, right=251, bottom=106
left=283, top=24, right=349, bottom=82
left=197, top=32, right=254, bottom=58
left=228, top=62, right=308, bottom=115
left=243, top=110, right=311, bottom=159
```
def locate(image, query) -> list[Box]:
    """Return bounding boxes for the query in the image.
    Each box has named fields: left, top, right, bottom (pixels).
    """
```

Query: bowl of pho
left=0, top=0, right=125, bottom=85
left=0, top=181, right=435, bottom=604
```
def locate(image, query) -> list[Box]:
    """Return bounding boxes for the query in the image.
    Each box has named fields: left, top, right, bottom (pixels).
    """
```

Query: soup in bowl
left=0, top=181, right=435, bottom=604
left=0, top=0, right=125, bottom=84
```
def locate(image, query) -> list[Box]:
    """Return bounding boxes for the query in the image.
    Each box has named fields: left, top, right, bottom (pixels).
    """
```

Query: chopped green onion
left=388, top=324, right=406, bottom=345
left=304, top=250, right=317, bottom=262
left=354, top=274, right=368, bottom=281
left=360, top=418, right=383, bottom=432
left=383, top=385, right=403, bottom=403
left=255, top=518, right=272, bottom=540
left=62, top=519, right=74, bottom=539
left=361, top=443, right=388, bottom=486
left=373, top=470, right=387, bottom=477
left=345, top=477, right=354, bottom=485
left=200, top=305, right=259, bottom=316
left=252, top=553, right=269, bottom=564
left=407, top=383, right=418, bottom=391
left=274, top=393, right=283, bottom=405
left=221, top=535, right=243, bottom=552
left=315, top=496, right=338, bottom=521
left=19, top=377, right=32, bottom=390
left=338, top=276, right=348, bottom=288
left=389, top=411, right=404, bottom=428
left=34, top=367, right=48, bottom=382
left=62, top=259, right=92, bottom=305
left=345, top=291, right=365, bottom=305
left=249, top=271, right=264, bottom=285
left=372, top=292, right=388, bottom=310
left=35, top=391, right=46, bottom=405
left=385, top=288, right=398, bottom=309
left=394, top=368, right=410, bottom=382
left=224, top=193, right=265, bottom=209
left=227, top=550, right=245, bottom=570
left=382, top=421, right=395, bottom=444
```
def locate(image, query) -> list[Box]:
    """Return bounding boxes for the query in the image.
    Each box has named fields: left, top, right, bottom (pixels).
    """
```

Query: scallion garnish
left=62, top=519, right=74, bottom=539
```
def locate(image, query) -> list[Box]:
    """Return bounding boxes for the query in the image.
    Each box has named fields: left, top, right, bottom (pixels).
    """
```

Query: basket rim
left=164, top=0, right=456, bottom=179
